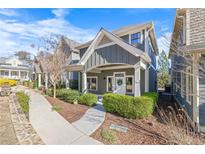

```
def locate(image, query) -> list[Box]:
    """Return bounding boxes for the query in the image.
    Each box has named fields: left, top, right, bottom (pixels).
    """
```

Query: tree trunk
left=53, top=83, right=56, bottom=98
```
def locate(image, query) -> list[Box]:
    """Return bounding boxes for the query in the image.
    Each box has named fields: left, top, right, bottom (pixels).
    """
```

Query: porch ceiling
left=87, top=63, right=134, bottom=73
left=66, top=64, right=83, bottom=72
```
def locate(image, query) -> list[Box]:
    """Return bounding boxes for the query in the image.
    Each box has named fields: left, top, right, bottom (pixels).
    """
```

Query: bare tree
left=36, top=34, right=68, bottom=98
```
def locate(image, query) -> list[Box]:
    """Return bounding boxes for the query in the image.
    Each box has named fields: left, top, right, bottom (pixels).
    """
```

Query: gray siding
left=149, top=66, right=157, bottom=92
left=120, top=34, right=129, bottom=43
left=84, top=44, right=140, bottom=71
left=79, top=47, right=88, bottom=59
left=140, top=69, right=145, bottom=94
left=190, top=9, right=205, bottom=45
left=148, top=39, right=157, bottom=68
left=87, top=68, right=134, bottom=94
left=199, top=84, right=205, bottom=126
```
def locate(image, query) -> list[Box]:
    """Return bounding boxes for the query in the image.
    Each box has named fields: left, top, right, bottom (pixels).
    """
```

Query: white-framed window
left=87, top=76, right=98, bottom=91
left=126, top=75, right=134, bottom=94
left=106, top=76, right=114, bottom=92
left=131, top=32, right=141, bottom=45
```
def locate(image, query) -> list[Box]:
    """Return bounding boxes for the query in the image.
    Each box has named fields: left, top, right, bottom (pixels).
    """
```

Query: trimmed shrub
left=16, top=91, right=30, bottom=114
left=142, top=92, right=159, bottom=104
left=79, top=93, right=97, bottom=106
left=46, top=88, right=80, bottom=103
left=102, top=92, right=158, bottom=119
left=56, top=89, right=80, bottom=103
left=0, top=79, right=17, bottom=86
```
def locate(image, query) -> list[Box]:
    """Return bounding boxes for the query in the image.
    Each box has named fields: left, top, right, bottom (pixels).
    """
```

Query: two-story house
left=0, top=56, right=31, bottom=81
left=67, top=22, right=158, bottom=96
left=169, top=8, right=205, bottom=132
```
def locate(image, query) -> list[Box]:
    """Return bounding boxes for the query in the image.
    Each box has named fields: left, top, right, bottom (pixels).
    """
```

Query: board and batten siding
left=79, top=47, right=88, bottom=59
left=84, top=44, right=140, bottom=71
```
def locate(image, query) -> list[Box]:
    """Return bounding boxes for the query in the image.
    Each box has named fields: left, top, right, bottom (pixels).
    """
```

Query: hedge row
left=46, top=88, right=97, bottom=106
left=16, top=91, right=30, bottom=114
left=0, top=79, right=17, bottom=86
left=102, top=92, right=158, bottom=119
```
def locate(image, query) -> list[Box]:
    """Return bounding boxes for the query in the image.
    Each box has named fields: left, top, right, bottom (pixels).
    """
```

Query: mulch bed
left=45, top=96, right=89, bottom=123
left=91, top=95, right=205, bottom=145
left=91, top=112, right=170, bottom=145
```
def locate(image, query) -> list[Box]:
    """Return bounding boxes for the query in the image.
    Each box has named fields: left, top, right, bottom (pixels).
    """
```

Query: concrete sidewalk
left=72, top=101, right=105, bottom=135
left=13, top=86, right=102, bottom=145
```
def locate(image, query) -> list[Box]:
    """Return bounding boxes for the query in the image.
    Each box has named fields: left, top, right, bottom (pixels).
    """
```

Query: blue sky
left=0, top=8, right=176, bottom=56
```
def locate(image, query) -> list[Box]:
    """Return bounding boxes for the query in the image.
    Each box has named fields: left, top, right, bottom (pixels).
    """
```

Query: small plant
left=16, top=91, right=30, bottom=115
left=51, top=105, right=62, bottom=112
left=101, top=128, right=118, bottom=144
left=79, top=93, right=97, bottom=106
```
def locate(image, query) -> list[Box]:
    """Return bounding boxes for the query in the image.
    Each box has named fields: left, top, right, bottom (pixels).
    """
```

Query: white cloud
left=0, top=9, right=19, bottom=16
left=0, top=9, right=97, bottom=57
left=51, top=9, right=70, bottom=18
left=157, top=32, right=172, bottom=55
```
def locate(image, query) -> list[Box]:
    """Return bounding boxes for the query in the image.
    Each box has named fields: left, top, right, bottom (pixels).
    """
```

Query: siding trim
left=95, top=42, right=116, bottom=50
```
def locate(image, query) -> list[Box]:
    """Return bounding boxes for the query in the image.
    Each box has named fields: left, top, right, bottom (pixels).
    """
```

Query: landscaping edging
left=9, top=93, right=44, bottom=145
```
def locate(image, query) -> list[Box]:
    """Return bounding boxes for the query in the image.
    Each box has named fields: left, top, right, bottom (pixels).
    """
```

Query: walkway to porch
left=72, top=96, right=105, bottom=135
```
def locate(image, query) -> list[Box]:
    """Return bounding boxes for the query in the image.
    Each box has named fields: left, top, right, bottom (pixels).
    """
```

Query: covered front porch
left=67, top=62, right=149, bottom=97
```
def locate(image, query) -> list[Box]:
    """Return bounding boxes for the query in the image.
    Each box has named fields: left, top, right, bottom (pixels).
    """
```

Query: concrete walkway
left=12, top=86, right=102, bottom=145
left=72, top=99, right=105, bottom=135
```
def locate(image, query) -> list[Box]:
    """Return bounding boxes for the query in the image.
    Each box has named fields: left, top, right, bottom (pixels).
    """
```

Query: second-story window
left=131, top=32, right=141, bottom=45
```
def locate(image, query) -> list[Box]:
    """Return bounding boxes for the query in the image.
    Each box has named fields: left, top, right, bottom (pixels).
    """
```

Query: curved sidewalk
left=13, top=86, right=102, bottom=145
left=72, top=101, right=105, bottom=135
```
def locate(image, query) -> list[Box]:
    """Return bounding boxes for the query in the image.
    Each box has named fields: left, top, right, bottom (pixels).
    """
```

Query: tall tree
left=158, top=50, right=170, bottom=88
left=15, top=51, right=31, bottom=60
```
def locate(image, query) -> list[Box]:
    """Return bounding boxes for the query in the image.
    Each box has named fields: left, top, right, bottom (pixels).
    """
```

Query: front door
left=114, top=73, right=126, bottom=94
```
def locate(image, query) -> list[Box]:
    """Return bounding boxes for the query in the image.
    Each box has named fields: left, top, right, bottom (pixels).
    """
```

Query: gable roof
left=79, top=28, right=151, bottom=65
left=76, top=21, right=158, bottom=55
left=63, top=37, right=81, bottom=53
left=112, top=22, right=152, bottom=35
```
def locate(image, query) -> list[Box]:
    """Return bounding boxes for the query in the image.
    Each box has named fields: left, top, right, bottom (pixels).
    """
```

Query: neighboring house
left=67, top=22, right=158, bottom=96
left=0, top=56, right=31, bottom=81
left=169, top=8, right=205, bottom=132
left=33, top=36, right=81, bottom=89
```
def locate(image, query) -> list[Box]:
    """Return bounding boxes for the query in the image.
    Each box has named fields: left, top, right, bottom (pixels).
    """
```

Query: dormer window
left=131, top=32, right=141, bottom=45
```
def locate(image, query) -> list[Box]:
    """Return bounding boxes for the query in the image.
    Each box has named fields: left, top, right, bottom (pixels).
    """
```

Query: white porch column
left=66, top=72, right=70, bottom=89
left=45, top=73, right=48, bottom=89
left=134, top=67, right=141, bottom=96
left=8, top=70, right=11, bottom=78
left=18, top=70, right=21, bottom=80
left=82, top=71, right=87, bottom=94
left=193, top=54, right=200, bottom=127
left=38, top=73, right=41, bottom=88
left=78, top=72, right=81, bottom=91
left=145, top=68, right=149, bottom=92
